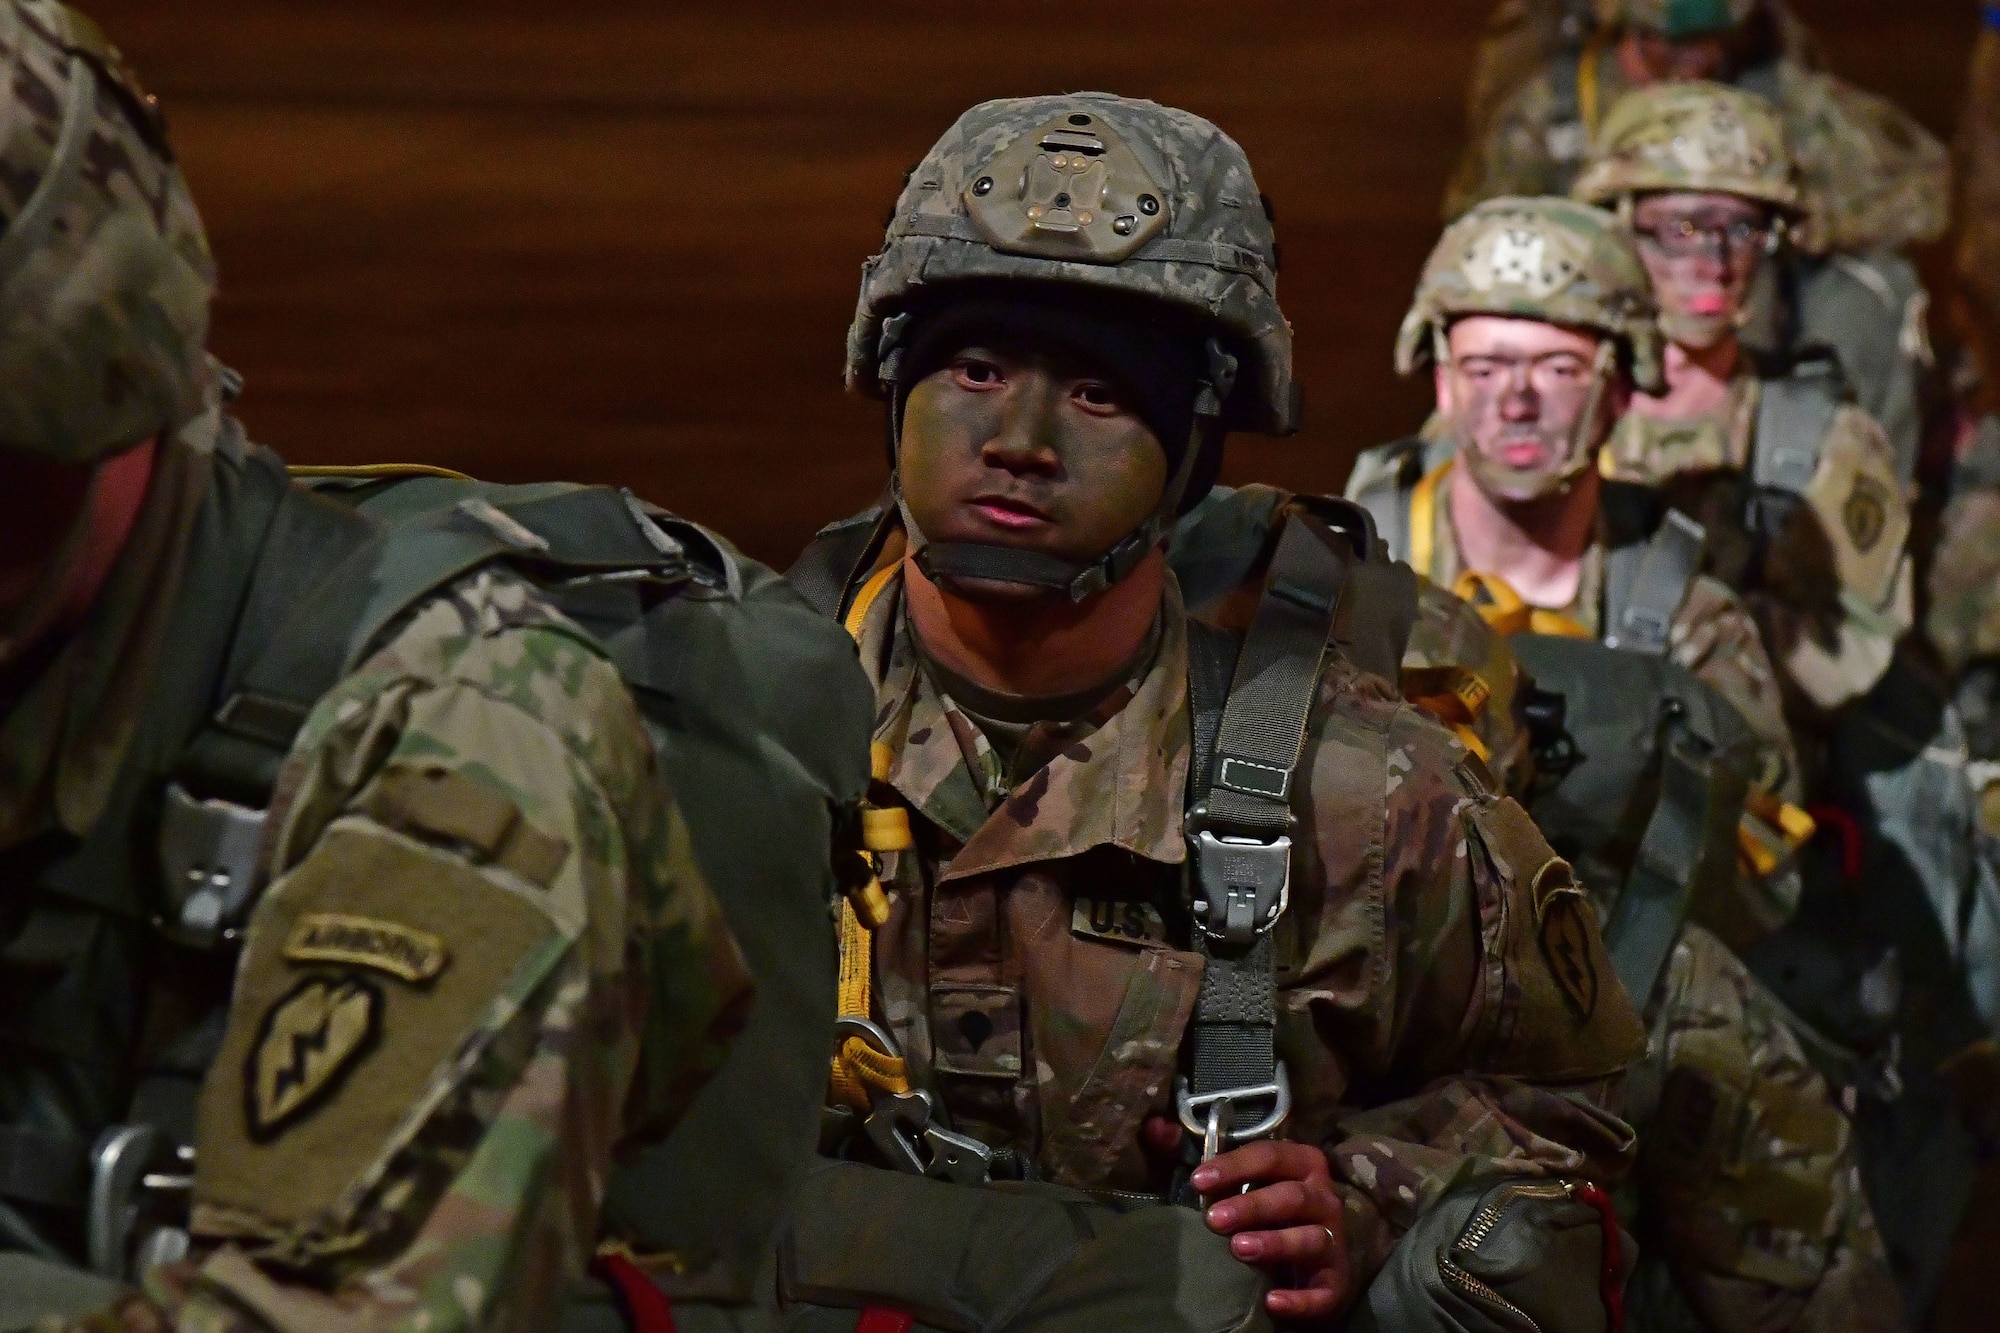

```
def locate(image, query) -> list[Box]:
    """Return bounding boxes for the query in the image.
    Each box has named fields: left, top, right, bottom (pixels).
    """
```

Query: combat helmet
left=847, top=92, right=1295, bottom=601
left=0, top=0, right=215, bottom=465
left=1595, top=0, right=1758, bottom=39
left=1397, top=196, right=1661, bottom=498
left=1396, top=195, right=1663, bottom=392
left=1572, top=81, right=1800, bottom=215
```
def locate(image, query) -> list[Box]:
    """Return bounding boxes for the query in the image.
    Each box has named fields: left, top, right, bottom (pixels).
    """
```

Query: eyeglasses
left=1632, top=216, right=1771, bottom=259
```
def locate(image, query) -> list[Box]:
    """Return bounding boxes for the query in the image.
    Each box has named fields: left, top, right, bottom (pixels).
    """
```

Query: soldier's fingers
left=1191, top=1139, right=1328, bottom=1195
left=1227, top=1221, right=1338, bottom=1267
left=1265, top=1282, right=1342, bottom=1322
left=1206, top=1178, right=1314, bottom=1234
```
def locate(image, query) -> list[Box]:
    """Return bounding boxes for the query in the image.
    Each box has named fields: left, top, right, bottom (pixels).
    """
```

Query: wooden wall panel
left=86, top=1, right=1973, bottom=565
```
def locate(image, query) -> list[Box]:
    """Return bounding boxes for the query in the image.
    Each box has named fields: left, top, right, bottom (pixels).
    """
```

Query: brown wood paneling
left=86, top=1, right=1973, bottom=565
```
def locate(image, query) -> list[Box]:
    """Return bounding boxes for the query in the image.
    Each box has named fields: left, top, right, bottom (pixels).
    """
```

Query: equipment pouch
left=778, top=1158, right=1272, bottom=1333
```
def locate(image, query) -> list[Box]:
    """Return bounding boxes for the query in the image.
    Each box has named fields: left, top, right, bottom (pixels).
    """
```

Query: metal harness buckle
left=834, top=1017, right=994, bottom=1186
left=1188, top=825, right=1291, bottom=946
left=1175, top=1065, right=1293, bottom=1164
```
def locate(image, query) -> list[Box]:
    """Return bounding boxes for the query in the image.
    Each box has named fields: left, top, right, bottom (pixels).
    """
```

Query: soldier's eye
left=954, top=359, right=1002, bottom=387
left=1073, top=381, right=1120, bottom=410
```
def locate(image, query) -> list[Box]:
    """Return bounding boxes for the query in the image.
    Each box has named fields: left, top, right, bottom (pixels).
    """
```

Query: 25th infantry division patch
left=245, top=974, right=383, bottom=1141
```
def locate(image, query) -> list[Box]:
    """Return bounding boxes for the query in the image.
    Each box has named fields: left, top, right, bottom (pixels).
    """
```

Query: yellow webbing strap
left=288, top=463, right=474, bottom=481
left=1407, top=457, right=1452, bottom=581
left=1738, top=786, right=1819, bottom=877
left=1452, top=571, right=1593, bottom=641
left=1402, top=664, right=1494, bottom=763
left=1577, top=30, right=1608, bottom=141
left=830, top=561, right=914, bottom=1111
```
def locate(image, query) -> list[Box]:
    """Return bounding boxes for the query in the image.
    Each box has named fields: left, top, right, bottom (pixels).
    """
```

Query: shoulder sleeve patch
left=1465, top=798, right=1648, bottom=1082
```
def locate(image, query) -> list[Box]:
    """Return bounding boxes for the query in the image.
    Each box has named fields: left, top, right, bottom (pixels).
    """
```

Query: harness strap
left=1602, top=706, right=1749, bottom=1013
left=1603, top=510, right=1705, bottom=656
left=1752, top=364, right=1841, bottom=500
left=1181, top=513, right=1349, bottom=1171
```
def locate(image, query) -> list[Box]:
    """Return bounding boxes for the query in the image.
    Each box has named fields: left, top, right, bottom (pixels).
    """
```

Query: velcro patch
left=283, top=913, right=448, bottom=984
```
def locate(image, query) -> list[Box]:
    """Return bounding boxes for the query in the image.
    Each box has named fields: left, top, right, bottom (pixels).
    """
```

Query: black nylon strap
left=1180, top=514, right=1349, bottom=1162
left=1604, top=510, right=1705, bottom=656
left=1197, top=517, right=1347, bottom=837
left=786, top=505, right=891, bottom=619
left=1602, top=709, right=1747, bottom=1013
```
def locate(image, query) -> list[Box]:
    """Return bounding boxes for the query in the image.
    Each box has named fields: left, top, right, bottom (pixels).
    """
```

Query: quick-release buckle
left=1175, top=1065, right=1292, bottom=1163
left=1187, top=819, right=1292, bottom=946
left=834, top=1017, right=995, bottom=1186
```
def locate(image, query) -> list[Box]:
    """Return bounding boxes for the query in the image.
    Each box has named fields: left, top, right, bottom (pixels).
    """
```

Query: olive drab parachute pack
left=0, top=411, right=875, bottom=1326
left=271, top=471, right=878, bottom=1330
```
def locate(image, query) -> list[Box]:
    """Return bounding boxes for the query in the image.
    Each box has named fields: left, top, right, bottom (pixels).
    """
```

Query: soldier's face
left=1631, top=191, right=1773, bottom=350
left=1436, top=317, right=1627, bottom=501
left=898, top=342, right=1169, bottom=586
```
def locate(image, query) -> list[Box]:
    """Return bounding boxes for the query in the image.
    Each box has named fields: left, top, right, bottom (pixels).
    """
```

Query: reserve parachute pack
left=0, top=415, right=873, bottom=1323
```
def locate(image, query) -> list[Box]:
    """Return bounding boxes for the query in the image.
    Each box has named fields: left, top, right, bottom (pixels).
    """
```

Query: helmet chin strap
left=882, top=327, right=1238, bottom=604
left=1455, top=339, right=1617, bottom=503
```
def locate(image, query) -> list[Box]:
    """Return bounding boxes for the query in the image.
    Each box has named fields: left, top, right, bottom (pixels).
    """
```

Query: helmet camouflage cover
left=1396, top=196, right=1665, bottom=394
left=1572, top=81, right=1800, bottom=214
left=0, top=0, right=215, bottom=464
left=1594, top=0, right=1759, bottom=39
left=847, top=92, right=1297, bottom=436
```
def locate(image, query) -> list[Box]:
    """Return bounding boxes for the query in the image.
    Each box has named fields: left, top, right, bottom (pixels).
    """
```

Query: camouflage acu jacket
left=1602, top=373, right=1913, bottom=719
left=852, top=568, right=1643, bottom=1285
left=1345, top=453, right=1801, bottom=800
left=0, top=408, right=749, bottom=1332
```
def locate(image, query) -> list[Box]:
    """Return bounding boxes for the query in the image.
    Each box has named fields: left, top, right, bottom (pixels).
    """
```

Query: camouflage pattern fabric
left=1396, top=195, right=1664, bottom=393
left=1352, top=453, right=1801, bottom=797
left=1926, top=427, right=2000, bottom=679
left=1625, top=925, right=1904, bottom=1333
left=846, top=92, right=1296, bottom=436
left=0, top=1, right=214, bottom=464
left=1571, top=81, right=1799, bottom=213
left=846, top=566, right=1644, bottom=1289
left=1449, top=52, right=1948, bottom=256
left=163, top=568, right=751, bottom=1327
left=1602, top=375, right=1914, bottom=717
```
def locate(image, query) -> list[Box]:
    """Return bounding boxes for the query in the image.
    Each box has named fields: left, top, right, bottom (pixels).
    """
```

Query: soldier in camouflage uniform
left=1449, top=0, right=1944, bottom=480
left=1341, top=194, right=1902, bottom=1333
left=788, top=94, right=1647, bottom=1329
left=0, top=5, right=759, bottom=1329
left=1572, top=82, right=1914, bottom=725
left=1348, top=196, right=1800, bottom=798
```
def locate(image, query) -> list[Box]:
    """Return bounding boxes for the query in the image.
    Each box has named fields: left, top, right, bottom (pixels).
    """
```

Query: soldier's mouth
left=969, top=495, right=1053, bottom=530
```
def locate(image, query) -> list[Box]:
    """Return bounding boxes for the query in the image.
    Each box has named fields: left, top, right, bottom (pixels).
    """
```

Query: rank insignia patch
left=283, top=912, right=448, bottom=984
left=1538, top=891, right=1601, bottom=1022
left=246, top=975, right=382, bottom=1141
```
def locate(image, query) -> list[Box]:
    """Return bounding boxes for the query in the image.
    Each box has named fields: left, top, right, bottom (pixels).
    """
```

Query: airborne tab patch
left=246, top=976, right=382, bottom=1141
left=283, top=913, right=448, bottom=984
